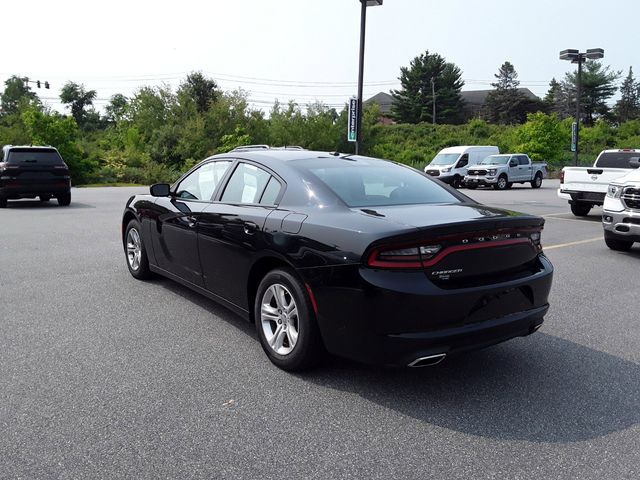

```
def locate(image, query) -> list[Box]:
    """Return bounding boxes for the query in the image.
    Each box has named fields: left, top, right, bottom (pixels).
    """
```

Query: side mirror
left=509, top=160, right=518, bottom=167
left=629, top=157, right=640, bottom=169
left=150, top=183, right=171, bottom=197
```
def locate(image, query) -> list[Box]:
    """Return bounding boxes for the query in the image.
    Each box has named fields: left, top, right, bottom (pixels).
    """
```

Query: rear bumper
left=557, top=189, right=605, bottom=205
left=301, top=255, right=553, bottom=367
left=0, top=179, right=70, bottom=198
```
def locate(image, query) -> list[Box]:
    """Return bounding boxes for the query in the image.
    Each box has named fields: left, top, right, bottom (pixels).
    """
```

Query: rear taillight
left=559, top=170, right=564, bottom=184
left=367, top=229, right=542, bottom=269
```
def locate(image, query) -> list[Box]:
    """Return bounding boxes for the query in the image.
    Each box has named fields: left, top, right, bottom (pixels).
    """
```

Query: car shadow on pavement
left=144, top=277, right=640, bottom=444
left=3, top=200, right=95, bottom=209
left=301, top=333, right=640, bottom=444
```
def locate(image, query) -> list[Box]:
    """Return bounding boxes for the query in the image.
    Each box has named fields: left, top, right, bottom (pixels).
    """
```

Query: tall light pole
left=559, top=48, right=604, bottom=165
left=355, top=0, right=382, bottom=155
left=431, top=76, right=436, bottom=125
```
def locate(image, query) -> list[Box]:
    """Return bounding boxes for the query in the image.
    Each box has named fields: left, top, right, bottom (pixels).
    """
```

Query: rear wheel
left=604, top=233, right=634, bottom=251
left=39, top=195, right=51, bottom=202
left=125, top=219, right=152, bottom=279
left=255, top=269, right=323, bottom=371
left=57, top=192, right=71, bottom=206
left=0, top=197, right=7, bottom=208
left=570, top=203, right=591, bottom=217
left=531, top=173, right=543, bottom=188
left=494, top=175, right=508, bottom=190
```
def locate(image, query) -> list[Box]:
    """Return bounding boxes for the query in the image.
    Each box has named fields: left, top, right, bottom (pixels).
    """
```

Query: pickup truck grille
left=622, top=187, right=640, bottom=210
left=425, top=170, right=440, bottom=177
left=467, top=169, right=487, bottom=176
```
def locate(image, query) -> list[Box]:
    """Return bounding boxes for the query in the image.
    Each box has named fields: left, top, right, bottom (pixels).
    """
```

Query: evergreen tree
left=561, top=60, right=620, bottom=126
left=615, top=67, right=640, bottom=122
left=485, top=61, right=531, bottom=124
left=391, top=51, right=465, bottom=124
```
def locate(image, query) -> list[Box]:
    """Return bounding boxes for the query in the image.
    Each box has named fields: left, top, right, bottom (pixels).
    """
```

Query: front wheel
left=531, top=173, right=543, bottom=189
left=494, top=175, right=508, bottom=190
left=570, top=203, right=591, bottom=217
left=125, top=220, right=152, bottom=279
left=451, top=175, right=462, bottom=189
left=604, top=234, right=633, bottom=251
left=255, top=269, right=323, bottom=371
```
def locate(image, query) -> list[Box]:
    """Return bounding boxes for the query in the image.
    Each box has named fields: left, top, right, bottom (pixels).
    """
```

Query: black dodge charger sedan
left=122, top=148, right=553, bottom=371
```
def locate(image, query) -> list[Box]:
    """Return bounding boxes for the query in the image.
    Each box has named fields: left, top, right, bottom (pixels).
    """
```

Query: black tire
left=506, top=182, right=513, bottom=189
left=531, top=173, right=543, bottom=189
left=494, top=175, right=508, bottom=190
left=570, top=203, right=591, bottom=217
left=604, top=234, right=634, bottom=252
left=124, top=219, right=152, bottom=280
left=57, top=192, right=71, bottom=206
left=451, top=175, right=462, bottom=189
left=0, top=197, right=7, bottom=208
left=39, top=195, right=51, bottom=202
left=254, top=268, right=323, bottom=371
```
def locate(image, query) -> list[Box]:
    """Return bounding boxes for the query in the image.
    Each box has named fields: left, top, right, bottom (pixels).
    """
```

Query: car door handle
left=243, top=221, right=258, bottom=234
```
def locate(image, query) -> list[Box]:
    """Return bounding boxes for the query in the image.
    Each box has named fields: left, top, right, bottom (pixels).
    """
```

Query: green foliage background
left=2, top=78, right=640, bottom=185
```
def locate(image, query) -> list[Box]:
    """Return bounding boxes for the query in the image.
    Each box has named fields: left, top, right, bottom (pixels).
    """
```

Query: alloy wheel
left=127, top=228, right=142, bottom=271
left=260, top=283, right=299, bottom=355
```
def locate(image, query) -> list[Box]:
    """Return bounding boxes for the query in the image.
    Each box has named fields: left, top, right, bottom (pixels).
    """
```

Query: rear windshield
left=291, top=158, right=460, bottom=207
left=6, top=148, right=63, bottom=165
left=595, top=152, right=639, bottom=169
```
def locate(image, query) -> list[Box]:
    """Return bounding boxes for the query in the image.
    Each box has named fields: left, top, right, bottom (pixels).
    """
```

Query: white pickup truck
left=602, top=162, right=640, bottom=251
left=558, top=149, right=640, bottom=216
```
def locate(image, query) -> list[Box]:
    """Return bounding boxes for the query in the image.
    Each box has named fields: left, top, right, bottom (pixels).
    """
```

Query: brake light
left=560, top=170, right=564, bottom=184
left=367, top=229, right=542, bottom=269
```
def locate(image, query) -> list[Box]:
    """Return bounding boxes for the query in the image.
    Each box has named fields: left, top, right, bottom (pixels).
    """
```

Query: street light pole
left=355, top=0, right=382, bottom=155
left=431, top=77, right=436, bottom=125
left=355, top=0, right=367, bottom=155
left=559, top=48, right=604, bottom=166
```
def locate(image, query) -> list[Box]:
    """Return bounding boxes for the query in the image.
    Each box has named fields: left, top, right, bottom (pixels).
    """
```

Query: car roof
left=206, top=150, right=368, bottom=164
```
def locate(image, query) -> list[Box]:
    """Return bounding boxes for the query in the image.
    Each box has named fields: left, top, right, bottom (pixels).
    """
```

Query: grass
left=76, top=183, right=146, bottom=188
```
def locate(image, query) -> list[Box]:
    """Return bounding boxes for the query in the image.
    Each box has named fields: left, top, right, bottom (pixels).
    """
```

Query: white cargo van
left=424, top=146, right=499, bottom=188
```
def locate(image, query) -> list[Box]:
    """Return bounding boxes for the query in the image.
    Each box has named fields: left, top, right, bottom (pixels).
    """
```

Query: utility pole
left=431, top=76, right=436, bottom=125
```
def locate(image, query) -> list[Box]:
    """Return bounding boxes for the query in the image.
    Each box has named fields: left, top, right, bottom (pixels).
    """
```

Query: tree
left=60, top=81, right=97, bottom=126
left=177, top=71, right=220, bottom=114
left=391, top=51, right=465, bottom=124
left=105, top=94, right=129, bottom=123
left=615, top=67, right=640, bottom=123
left=485, top=61, right=535, bottom=124
left=1, top=75, right=39, bottom=115
left=514, top=112, right=568, bottom=163
left=561, top=60, right=620, bottom=126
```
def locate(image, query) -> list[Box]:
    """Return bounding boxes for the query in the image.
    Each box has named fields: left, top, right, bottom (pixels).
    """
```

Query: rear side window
left=259, top=177, right=282, bottom=205
left=292, top=158, right=460, bottom=207
left=222, top=163, right=273, bottom=204
left=595, top=152, right=639, bottom=168
left=7, top=148, right=63, bottom=165
left=518, top=156, right=529, bottom=165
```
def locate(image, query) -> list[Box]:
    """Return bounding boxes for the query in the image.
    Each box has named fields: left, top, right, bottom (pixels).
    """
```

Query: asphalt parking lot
left=1, top=180, right=638, bottom=479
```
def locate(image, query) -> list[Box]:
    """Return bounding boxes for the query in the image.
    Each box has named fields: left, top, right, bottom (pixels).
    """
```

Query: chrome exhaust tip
left=408, top=353, right=447, bottom=368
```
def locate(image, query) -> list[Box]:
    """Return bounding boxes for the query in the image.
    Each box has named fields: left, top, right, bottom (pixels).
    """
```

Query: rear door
left=151, top=160, right=233, bottom=286
left=517, top=155, right=532, bottom=181
left=198, top=161, right=284, bottom=310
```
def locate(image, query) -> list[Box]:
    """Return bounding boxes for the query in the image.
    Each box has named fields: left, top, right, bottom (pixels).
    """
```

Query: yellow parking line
left=544, top=237, right=602, bottom=250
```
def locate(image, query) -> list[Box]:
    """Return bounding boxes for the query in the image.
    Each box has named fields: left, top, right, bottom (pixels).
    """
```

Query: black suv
left=0, top=145, right=72, bottom=207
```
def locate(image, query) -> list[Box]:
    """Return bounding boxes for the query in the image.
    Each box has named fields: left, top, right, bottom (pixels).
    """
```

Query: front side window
left=221, top=163, right=273, bottom=204
left=456, top=154, right=469, bottom=168
left=176, top=161, right=231, bottom=201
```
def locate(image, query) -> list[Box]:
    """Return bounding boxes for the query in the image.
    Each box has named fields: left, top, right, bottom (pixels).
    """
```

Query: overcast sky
left=1, top=0, right=637, bottom=113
